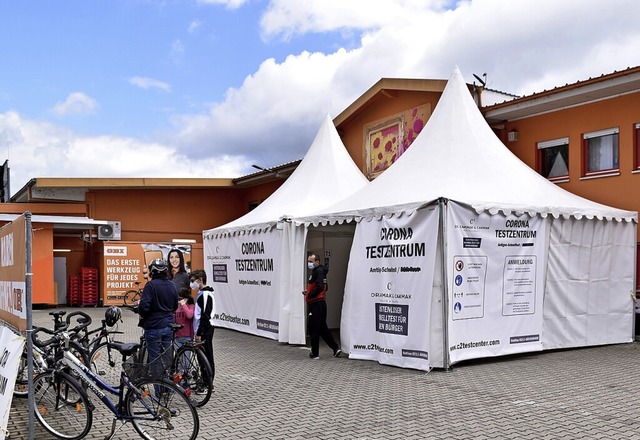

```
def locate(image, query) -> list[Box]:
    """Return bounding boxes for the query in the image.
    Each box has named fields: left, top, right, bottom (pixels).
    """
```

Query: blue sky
left=1, top=0, right=639, bottom=196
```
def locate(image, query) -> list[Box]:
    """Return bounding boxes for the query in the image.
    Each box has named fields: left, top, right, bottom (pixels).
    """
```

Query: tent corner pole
left=438, top=198, right=451, bottom=370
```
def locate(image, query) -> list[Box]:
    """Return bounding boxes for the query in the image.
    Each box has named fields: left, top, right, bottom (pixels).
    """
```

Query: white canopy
left=204, top=114, right=369, bottom=237
left=296, top=67, right=637, bottom=226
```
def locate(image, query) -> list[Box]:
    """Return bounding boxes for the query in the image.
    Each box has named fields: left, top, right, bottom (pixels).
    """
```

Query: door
left=54, top=257, right=67, bottom=305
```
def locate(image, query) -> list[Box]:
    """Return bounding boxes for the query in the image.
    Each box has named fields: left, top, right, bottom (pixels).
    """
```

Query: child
left=191, top=269, right=215, bottom=383
left=175, top=287, right=195, bottom=348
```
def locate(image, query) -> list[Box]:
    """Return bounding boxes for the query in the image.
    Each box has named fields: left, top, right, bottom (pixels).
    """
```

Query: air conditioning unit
left=98, top=221, right=122, bottom=241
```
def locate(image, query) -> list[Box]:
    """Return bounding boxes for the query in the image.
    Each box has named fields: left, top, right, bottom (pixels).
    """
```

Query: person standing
left=138, top=259, right=179, bottom=376
left=175, top=287, right=195, bottom=347
left=168, top=248, right=190, bottom=291
left=304, top=253, right=341, bottom=359
left=191, top=269, right=215, bottom=382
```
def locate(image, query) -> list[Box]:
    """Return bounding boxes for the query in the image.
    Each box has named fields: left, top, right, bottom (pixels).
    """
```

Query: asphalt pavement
left=6, top=306, right=640, bottom=439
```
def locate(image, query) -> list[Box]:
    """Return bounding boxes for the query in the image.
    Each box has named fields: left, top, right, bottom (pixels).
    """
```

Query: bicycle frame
left=59, top=348, right=155, bottom=420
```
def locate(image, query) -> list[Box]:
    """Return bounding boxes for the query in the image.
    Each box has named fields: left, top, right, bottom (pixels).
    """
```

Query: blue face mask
left=307, top=262, right=315, bottom=270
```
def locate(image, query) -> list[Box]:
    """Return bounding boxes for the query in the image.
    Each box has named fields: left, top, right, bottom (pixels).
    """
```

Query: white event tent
left=202, top=114, right=368, bottom=343
left=290, top=67, right=638, bottom=371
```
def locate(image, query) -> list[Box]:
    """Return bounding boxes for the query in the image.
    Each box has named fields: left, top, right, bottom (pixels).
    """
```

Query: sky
left=1, top=0, right=640, bottom=196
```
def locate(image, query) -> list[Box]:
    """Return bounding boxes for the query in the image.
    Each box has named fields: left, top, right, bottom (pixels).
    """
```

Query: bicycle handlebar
left=32, top=326, right=64, bottom=348
left=65, top=310, right=92, bottom=326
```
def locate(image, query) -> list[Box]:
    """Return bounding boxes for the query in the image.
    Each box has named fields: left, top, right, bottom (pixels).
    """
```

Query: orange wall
left=239, top=179, right=286, bottom=207
left=338, top=90, right=443, bottom=174
left=503, top=92, right=640, bottom=214
left=26, top=184, right=288, bottom=304
left=86, top=188, right=247, bottom=245
left=32, top=225, right=55, bottom=304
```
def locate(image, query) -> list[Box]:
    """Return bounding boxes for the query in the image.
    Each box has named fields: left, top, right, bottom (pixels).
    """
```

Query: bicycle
left=69, top=308, right=125, bottom=356
left=91, top=310, right=213, bottom=407
left=123, top=281, right=143, bottom=307
left=14, top=311, right=92, bottom=397
left=32, top=328, right=199, bottom=440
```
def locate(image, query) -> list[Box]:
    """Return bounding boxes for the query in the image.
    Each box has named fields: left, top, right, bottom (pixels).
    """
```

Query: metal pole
left=438, top=198, right=451, bottom=370
left=25, top=212, right=34, bottom=440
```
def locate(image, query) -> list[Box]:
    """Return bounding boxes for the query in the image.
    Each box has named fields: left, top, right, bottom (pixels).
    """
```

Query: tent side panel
left=278, top=223, right=308, bottom=344
left=446, top=203, right=548, bottom=364
left=542, top=217, right=635, bottom=348
left=203, top=230, right=282, bottom=340
left=342, top=208, right=439, bottom=371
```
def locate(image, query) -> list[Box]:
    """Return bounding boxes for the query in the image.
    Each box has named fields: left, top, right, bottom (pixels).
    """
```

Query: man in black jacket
left=304, top=254, right=341, bottom=359
left=138, top=259, right=178, bottom=375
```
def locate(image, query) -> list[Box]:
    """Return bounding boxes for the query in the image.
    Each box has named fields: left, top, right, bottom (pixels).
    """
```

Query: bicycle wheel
left=125, top=379, right=199, bottom=440
left=174, top=346, right=213, bottom=407
left=33, top=370, right=93, bottom=440
left=123, top=289, right=141, bottom=306
left=89, top=341, right=123, bottom=388
left=13, top=351, right=30, bottom=397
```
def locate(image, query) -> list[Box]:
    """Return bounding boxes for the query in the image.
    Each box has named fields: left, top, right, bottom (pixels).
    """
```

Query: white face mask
left=190, top=281, right=200, bottom=290
left=307, top=262, right=315, bottom=270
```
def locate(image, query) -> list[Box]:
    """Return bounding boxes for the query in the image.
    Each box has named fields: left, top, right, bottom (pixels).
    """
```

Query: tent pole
left=438, top=198, right=451, bottom=370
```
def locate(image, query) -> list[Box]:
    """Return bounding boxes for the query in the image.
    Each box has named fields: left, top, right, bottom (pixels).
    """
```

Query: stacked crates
left=80, top=267, right=99, bottom=306
left=68, top=275, right=81, bottom=306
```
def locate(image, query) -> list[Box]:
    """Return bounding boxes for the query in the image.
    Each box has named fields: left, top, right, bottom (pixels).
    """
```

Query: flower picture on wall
left=365, top=104, right=430, bottom=177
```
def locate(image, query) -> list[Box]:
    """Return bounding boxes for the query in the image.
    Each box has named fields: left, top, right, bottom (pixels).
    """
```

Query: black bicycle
left=14, top=310, right=91, bottom=398
left=91, top=316, right=213, bottom=407
left=32, top=328, right=199, bottom=440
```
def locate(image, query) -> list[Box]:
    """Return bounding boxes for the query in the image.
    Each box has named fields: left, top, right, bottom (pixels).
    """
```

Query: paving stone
left=7, top=306, right=640, bottom=439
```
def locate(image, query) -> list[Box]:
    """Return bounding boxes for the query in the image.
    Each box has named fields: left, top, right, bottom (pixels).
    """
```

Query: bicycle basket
left=124, top=353, right=170, bottom=383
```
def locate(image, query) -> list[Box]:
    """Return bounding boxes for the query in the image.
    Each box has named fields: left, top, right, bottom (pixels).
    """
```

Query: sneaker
left=333, top=348, right=342, bottom=358
left=195, top=386, right=208, bottom=395
left=309, top=352, right=320, bottom=360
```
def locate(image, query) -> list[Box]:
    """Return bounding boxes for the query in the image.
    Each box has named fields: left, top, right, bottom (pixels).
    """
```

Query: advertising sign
left=0, top=215, right=27, bottom=332
left=447, top=202, right=549, bottom=364
left=102, top=243, right=191, bottom=306
left=343, top=208, right=439, bottom=371
left=205, top=230, right=281, bottom=339
left=0, top=327, right=24, bottom=440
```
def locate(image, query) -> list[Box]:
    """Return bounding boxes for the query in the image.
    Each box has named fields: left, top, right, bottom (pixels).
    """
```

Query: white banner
left=343, top=208, right=439, bottom=371
left=0, top=327, right=24, bottom=440
left=447, top=202, right=549, bottom=364
left=204, top=230, right=282, bottom=339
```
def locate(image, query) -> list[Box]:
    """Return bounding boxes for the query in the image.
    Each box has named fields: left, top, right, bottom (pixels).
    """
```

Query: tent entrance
left=306, top=224, right=357, bottom=330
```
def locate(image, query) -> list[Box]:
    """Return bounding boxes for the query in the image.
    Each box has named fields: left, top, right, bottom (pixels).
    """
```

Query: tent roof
left=204, top=114, right=369, bottom=237
left=296, top=67, right=637, bottom=226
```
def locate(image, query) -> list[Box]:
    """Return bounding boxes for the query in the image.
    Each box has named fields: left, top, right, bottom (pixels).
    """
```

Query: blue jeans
left=145, top=326, right=173, bottom=379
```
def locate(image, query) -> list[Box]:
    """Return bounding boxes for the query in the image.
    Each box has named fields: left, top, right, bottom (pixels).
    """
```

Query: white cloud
left=128, top=76, right=172, bottom=92
left=168, top=0, right=640, bottom=169
left=188, top=20, right=202, bottom=33
left=260, top=0, right=444, bottom=41
left=170, top=39, right=185, bottom=64
left=0, top=111, right=250, bottom=195
left=196, top=0, right=248, bottom=9
left=51, top=92, right=98, bottom=117
left=170, top=49, right=356, bottom=166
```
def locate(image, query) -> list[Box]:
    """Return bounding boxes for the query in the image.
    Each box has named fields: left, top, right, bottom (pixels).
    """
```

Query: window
left=635, top=123, right=640, bottom=170
left=583, top=128, right=619, bottom=175
left=537, top=137, right=569, bottom=181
